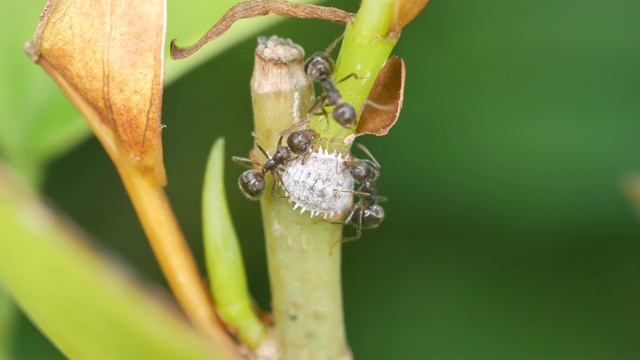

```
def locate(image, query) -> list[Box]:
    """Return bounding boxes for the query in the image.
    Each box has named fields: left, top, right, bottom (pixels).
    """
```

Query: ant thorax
left=280, top=146, right=354, bottom=218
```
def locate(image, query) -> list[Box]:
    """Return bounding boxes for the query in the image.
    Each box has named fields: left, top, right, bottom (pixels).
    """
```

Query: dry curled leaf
left=171, top=0, right=353, bottom=60
left=26, top=0, right=167, bottom=185
left=356, top=56, right=405, bottom=137
left=388, top=0, right=429, bottom=39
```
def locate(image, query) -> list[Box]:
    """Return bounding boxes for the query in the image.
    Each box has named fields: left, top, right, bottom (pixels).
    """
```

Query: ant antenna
left=354, top=143, right=381, bottom=169
left=278, top=116, right=311, bottom=137
left=324, top=31, right=346, bottom=55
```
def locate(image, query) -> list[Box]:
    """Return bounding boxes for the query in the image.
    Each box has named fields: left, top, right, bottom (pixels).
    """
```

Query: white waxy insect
left=280, top=146, right=354, bottom=218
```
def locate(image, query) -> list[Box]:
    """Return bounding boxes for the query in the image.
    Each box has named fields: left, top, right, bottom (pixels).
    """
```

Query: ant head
left=361, top=203, right=384, bottom=229
left=301, top=129, right=318, bottom=143
left=238, top=170, right=265, bottom=200
left=345, top=159, right=378, bottom=182
left=287, top=129, right=317, bottom=155
left=305, top=52, right=334, bottom=82
left=332, top=103, right=356, bottom=128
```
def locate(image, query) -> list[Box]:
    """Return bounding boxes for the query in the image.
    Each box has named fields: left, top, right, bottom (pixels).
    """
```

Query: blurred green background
left=10, top=0, right=640, bottom=358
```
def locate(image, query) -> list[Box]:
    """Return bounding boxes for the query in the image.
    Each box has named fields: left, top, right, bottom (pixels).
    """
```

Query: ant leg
left=342, top=206, right=364, bottom=243
left=301, top=150, right=313, bottom=165
left=308, top=94, right=329, bottom=117
left=270, top=171, right=290, bottom=198
left=336, top=73, right=360, bottom=84
left=337, top=222, right=362, bottom=244
left=343, top=203, right=359, bottom=225
left=232, top=156, right=260, bottom=169
left=326, top=204, right=357, bottom=226
left=333, top=188, right=375, bottom=199
left=285, top=153, right=302, bottom=164
left=269, top=178, right=287, bottom=198
left=255, top=143, right=271, bottom=160
left=341, top=227, right=362, bottom=244
left=302, top=134, right=336, bottom=165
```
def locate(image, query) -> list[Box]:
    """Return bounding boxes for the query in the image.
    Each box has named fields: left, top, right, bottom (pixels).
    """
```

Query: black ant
left=232, top=138, right=292, bottom=200
left=278, top=120, right=319, bottom=164
left=305, top=52, right=358, bottom=128
left=333, top=143, right=386, bottom=242
left=278, top=116, right=349, bottom=165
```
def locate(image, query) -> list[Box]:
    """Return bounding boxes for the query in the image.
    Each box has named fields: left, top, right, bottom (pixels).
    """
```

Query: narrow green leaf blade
left=203, top=138, right=266, bottom=349
left=0, top=0, right=90, bottom=185
left=0, top=287, right=17, bottom=359
left=0, top=165, right=220, bottom=360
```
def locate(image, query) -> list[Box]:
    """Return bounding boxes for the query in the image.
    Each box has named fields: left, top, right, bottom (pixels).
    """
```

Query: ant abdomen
left=233, top=140, right=293, bottom=201
left=238, top=169, right=265, bottom=201
left=332, top=103, right=357, bottom=128
left=359, top=203, right=384, bottom=230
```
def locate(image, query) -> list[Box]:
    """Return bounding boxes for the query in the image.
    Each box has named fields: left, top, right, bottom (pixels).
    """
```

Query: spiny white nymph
left=281, top=146, right=354, bottom=218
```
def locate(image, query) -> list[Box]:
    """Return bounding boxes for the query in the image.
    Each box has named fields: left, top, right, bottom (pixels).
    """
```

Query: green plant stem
left=311, top=0, right=396, bottom=150
left=203, top=138, right=267, bottom=349
left=251, top=37, right=351, bottom=360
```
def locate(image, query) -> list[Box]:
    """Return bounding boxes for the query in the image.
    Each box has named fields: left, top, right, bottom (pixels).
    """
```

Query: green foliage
left=0, top=0, right=320, bottom=186
left=202, top=138, right=266, bottom=349
left=0, top=169, right=219, bottom=359
left=0, top=288, right=16, bottom=359
left=3, top=0, right=640, bottom=358
left=155, top=0, right=640, bottom=357
left=0, top=0, right=324, bottom=357
left=0, top=0, right=89, bottom=186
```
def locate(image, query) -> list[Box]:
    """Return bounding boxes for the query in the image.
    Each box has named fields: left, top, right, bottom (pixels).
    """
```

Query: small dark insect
left=232, top=138, right=292, bottom=200
left=344, top=203, right=385, bottom=237
left=333, top=143, right=386, bottom=242
left=287, top=129, right=316, bottom=152
left=278, top=122, right=319, bottom=164
left=304, top=52, right=358, bottom=128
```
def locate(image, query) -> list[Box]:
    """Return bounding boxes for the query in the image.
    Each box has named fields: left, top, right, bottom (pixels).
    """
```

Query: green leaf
left=0, top=0, right=90, bottom=186
left=0, top=165, right=221, bottom=359
left=0, top=287, right=17, bottom=359
left=0, top=0, right=325, bottom=186
left=203, top=138, right=266, bottom=349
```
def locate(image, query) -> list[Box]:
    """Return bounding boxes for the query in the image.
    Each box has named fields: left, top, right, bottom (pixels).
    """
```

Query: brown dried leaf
left=388, top=0, right=429, bottom=39
left=171, top=0, right=353, bottom=60
left=26, top=0, right=167, bottom=185
left=356, top=56, right=405, bottom=137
